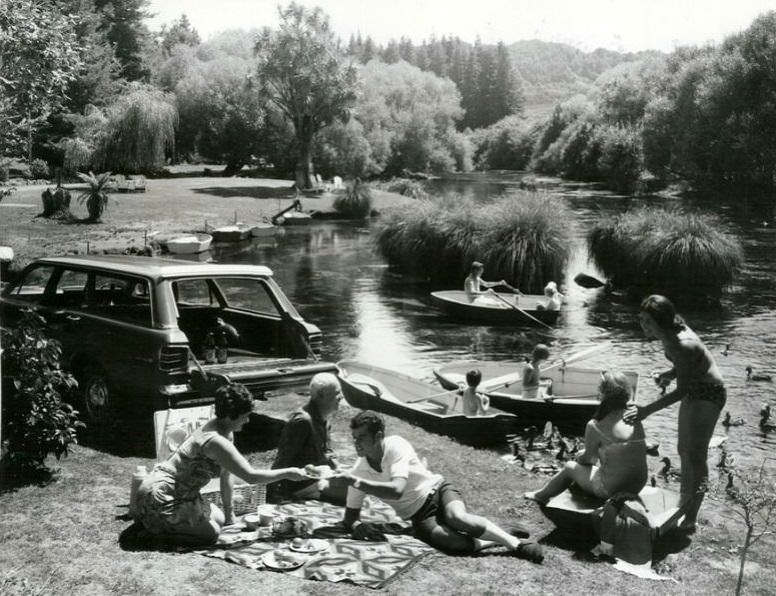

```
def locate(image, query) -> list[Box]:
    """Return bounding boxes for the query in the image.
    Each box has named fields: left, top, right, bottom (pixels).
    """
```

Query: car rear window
left=6, top=265, right=55, bottom=301
left=84, top=273, right=152, bottom=326
left=217, top=278, right=279, bottom=315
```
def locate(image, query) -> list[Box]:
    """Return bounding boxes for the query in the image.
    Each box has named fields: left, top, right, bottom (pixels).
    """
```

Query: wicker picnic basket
left=202, top=483, right=266, bottom=516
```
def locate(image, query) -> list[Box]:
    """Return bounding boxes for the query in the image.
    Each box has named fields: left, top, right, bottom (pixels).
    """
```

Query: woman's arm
left=575, top=421, right=600, bottom=465
left=205, top=435, right=306, bottom=484
left=220, top=467, right=234, bottom=524
left=639, top=342, right=699, bottom=418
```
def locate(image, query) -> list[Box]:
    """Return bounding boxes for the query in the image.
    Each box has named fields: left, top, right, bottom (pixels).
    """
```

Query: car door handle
left=66, top=315, right=81, bottom=322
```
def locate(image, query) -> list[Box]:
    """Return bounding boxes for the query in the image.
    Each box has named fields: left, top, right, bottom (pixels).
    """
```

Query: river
left=212, top=172, right=776, bottom=470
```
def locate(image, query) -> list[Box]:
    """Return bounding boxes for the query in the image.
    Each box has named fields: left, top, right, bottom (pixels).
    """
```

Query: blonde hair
left=594, top=371, right=633, bottom=420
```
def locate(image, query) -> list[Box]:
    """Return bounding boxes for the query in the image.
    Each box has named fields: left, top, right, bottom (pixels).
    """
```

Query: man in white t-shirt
left=334, top=411, right=543, bottom=563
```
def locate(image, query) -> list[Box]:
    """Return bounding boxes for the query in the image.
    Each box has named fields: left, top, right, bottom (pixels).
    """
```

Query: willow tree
left=254, top=3, right=357, bottom=189
left=93, top=85, right=177, bottom=174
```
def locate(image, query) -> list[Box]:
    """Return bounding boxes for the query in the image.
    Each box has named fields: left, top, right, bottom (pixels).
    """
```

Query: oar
left=491, top=292, right=554, bottom=330
left=543, top=342, right=612, bottom=373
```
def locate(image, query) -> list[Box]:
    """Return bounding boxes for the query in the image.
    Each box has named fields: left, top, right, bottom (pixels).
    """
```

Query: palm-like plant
left=76, top=171, right=112, bottom=222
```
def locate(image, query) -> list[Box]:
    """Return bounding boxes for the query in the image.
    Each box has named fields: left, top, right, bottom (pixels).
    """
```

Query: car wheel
left=81, top=368, right=116, bottom=427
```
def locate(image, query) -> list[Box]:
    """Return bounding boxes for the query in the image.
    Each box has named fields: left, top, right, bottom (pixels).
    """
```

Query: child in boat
left=455, top=369, right=490, bottom=415
left=464, top=261, right=508, bottom=307
left=522, top=344, right=550, bottom=399
left=536, top=281, right=563, bottom=311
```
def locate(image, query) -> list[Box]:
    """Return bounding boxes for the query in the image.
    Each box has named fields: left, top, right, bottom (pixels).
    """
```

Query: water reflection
left=203, top=177, right=776, bottom=469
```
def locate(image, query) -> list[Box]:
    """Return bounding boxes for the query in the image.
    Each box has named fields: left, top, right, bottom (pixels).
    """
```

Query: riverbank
left=0, top=175, right=413, bottom=270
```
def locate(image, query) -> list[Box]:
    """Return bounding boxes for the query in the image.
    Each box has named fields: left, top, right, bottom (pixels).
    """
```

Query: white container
left=129, top=465, right=148, bottom=518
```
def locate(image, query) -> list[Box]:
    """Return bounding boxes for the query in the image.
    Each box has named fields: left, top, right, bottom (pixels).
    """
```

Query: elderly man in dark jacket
left=270, top=372, right=347, bottom=504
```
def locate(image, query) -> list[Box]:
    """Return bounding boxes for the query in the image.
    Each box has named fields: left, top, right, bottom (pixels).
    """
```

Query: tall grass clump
left=374, top=191, right=572, bottom=292
left=587, top=206, right=744, bottom=299
left=333, top=179, right=372, bottom=218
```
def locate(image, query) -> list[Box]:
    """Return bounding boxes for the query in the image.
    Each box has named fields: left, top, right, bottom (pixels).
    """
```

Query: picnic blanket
left=196, top=499, right=434, bottom=589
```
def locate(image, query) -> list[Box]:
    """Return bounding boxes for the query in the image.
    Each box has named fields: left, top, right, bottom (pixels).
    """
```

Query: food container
left=257, top=505, right=277, bottom=527
left=243, top=513, right=261, bottom=530
left=272, top=516, right=309, bottom=537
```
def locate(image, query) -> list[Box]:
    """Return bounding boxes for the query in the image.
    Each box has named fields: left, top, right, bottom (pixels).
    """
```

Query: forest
left=3, top=0, right=776, bottom=196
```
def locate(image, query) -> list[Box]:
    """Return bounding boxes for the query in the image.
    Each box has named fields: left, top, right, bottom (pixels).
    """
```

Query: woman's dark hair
left=640, top=294, right=684, bottom=332
left=532, top=343, right=550, bottom=361
left=214, top=383, right=254, bottom=420
left=350, top=410, right=385, bottom=435
left=594, top=371, right=633, bottom=421
left=465, top=369, right=482, bottom=387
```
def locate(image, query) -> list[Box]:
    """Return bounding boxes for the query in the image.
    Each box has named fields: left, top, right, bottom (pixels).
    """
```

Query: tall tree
left=254, top=3, right=357, bottom=189
left=159, top=14, right=200, bottom=55
left=94, top=0, right=151, bottom=81
left=0, top=0, right=84, bottom=159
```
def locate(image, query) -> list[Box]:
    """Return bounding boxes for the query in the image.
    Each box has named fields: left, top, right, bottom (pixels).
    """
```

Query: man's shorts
left=410, top=481, right=465, bottom=544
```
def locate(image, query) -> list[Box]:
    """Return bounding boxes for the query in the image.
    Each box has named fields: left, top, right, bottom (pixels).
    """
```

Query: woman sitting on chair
left=524, top=371, right=648, bottom=504
left=135, top=383, right=307, bottom=546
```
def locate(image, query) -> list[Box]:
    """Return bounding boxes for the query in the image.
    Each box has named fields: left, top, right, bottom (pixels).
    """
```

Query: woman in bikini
left=524, top=370, right=648, bottom=504
left=627, top=294, right=726, bottom=533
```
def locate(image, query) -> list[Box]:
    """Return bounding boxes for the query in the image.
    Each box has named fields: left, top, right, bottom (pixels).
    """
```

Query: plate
left=289, top=538, right=329, bottom=554
left=261, top=550, right=306, bottom=570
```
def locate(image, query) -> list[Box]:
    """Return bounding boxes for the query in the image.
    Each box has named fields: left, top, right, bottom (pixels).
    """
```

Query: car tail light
left=160, top=345, right=189, bottom=372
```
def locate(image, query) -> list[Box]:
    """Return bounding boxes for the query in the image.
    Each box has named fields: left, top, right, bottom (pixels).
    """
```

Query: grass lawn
left=0, top=173, right=412, bottom=270
left=1, top=390, right=772, bottom=596
left=1, top=173, right=773, bottom=594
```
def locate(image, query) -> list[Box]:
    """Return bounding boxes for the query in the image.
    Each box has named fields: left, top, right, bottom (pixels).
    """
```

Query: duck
left=746, top=366, right=773, bottom=382
left=650, top=475, right=657, bottom=488
left=721, top=344, right=730, bottom=356
left=722, top=411, right=746, bottom=427
left=760, top=404, right=772, bottom=420
left=646, top=442, right=660, bottom=457
left=759, top=417, right=776, bottom=432
left=658, top=457, right=681, bottom=481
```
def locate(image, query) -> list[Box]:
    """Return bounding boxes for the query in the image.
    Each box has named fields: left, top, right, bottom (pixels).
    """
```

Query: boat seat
left=412, top=400, right=447, bottom=414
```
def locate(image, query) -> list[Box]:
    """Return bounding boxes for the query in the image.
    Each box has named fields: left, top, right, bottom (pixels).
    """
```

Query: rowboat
left=337, top=360, right=521, bottom=447
left=251, top=222, right=277, bottom=237
left=429, top=291, right=560, bottom=326
left=434, top=362, right=640, bottom=434
left=166, top=233, right=213, bottom=255
left=211, top=225, right=252, bottom=242
left=277, top=211, right=313, bottom=226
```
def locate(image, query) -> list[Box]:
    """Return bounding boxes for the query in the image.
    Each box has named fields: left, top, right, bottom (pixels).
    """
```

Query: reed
left=587, top=206, right=744, bottom=298
left=333, top=180, right=373, bottom=218
left=374, top=191, right=572, bottom=291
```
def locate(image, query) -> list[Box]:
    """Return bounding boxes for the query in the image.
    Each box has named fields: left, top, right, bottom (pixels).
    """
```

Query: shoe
left=507, top=523, right=531, bottom=539
left=513, top=539, right=544, bottom=564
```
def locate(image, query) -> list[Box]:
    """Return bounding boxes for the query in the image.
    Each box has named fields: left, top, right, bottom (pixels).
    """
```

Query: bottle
left=129, top=465, right=147, bottom=519
left=204, top=332, right=216, bottom=364
left=216, top=330, right=228, bottom=364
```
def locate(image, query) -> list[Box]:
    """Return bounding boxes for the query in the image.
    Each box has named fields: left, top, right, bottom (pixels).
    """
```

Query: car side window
left=7, top=265, right=56, bottom=302
left=49, top=269, right=89, bottom=308
left=83, top=273, right=152, bottom=326
left=217, top=278, right=280, bottom=315
left=174, top=279, right=217, bottom=307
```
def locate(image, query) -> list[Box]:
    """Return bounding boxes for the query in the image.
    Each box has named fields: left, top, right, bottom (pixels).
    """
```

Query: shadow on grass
left=193, top=185, right=296, bottom=200
left=0, top=462, right=57, bottom=494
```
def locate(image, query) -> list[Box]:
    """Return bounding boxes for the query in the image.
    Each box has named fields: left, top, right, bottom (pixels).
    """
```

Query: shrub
left=587, top=206, right=744, bottom=299
left=374, top=191, right=572, bottom=292
left=333, top=179, right=373, bottom=218
left=595, top=124, right=644, bottom=194
left=1, top=310, right=83, bottom=474
left=0, top=161, right=9, bottom=182
left=30, top=158, right=50, bottom=180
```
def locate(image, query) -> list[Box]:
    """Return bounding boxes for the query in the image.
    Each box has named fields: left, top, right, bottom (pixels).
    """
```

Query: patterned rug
left=196, top=499, right=435, bottom=589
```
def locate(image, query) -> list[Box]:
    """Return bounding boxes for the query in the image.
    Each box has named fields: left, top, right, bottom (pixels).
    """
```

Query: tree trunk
left=295, top=125, right=315, bottom=190
left=736, top=526, right=753, bottom=596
